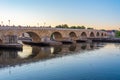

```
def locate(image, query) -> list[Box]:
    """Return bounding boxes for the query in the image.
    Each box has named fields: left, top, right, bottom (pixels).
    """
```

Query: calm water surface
left=0, top=43, right=120, bottom=80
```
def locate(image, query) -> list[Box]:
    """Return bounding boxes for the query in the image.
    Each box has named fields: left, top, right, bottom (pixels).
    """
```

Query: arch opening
left=101, top=33, right=104, bottom=37
left=51, top=32, right=62, bottom=41
left=81, top=32, right=87, bottom=39
left=90, top=32, right=95, bottom=38
left=20, top=32, right=41, bottom=42
left=104, top=33, right=107, bottom=36
left=69, top=32, right=77, bottom=40
left=96, top=32, right=100, bottom=37
left=0, top=39, right=3, bottom=44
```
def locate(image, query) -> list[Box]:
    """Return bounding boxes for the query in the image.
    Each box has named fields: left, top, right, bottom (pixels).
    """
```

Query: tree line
left=55, top=24, right=94, bottom=29
left=115, top=30, right=120, bottom=38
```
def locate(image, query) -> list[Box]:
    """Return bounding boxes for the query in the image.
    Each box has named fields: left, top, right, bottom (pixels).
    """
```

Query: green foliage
left=55, top=24, right=68, bottom=28
left=100, top=29, right=106, bottom=31
left=80, top=26, right=86, bottom=29
left=55, top=24, right=87, bottom=29
left=56, top=25, right=62, bottom=28
left=70, top=26, right=76, bottom=29
left=70, top=25, right=86, bottom=29
left=115, top=31, right=120, bottom=38
left=87, top=27, right=94, bottom=29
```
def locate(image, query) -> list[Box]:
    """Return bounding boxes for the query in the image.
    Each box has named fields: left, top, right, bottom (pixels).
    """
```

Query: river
left=0, top=43, right=120, bottom=80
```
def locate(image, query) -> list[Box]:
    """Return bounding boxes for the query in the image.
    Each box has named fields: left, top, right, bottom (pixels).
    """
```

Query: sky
left=0, top=0, right=120, bottom=30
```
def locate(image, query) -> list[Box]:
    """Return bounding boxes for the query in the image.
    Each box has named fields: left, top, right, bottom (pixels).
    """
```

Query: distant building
left=106, top=30, right=116, bottom=38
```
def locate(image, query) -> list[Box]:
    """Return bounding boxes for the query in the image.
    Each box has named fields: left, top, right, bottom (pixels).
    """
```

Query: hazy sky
left=0, top=0, right=120, bottom=29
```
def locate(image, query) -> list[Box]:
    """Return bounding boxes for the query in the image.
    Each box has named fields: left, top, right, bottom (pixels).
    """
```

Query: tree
left=115, top=30, right=120, bottom=38
left=70, top=26, right=86, bottom=29
left=56, top=25, right=62, bottom=28
left=87, top=27, right=94, bottom=29
left=76, top=26, right=82, bottom=29
left=70, top=26, right=77, bottom=29
left=55, top=24, right=69, bottom=28
left=81, top=26, right=86, bottom=29
left=55, top=24, right=92, bottom=29
left=62, top=24, right=69, bottom=28
left=100, top=29, right=106, bottom=31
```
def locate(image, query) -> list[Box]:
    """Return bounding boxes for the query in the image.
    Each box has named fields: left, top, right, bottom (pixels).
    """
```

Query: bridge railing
left=0, top=26, right=88, bottom=30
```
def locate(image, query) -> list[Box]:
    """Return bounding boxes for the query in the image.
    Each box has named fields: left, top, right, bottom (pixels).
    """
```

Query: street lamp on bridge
left=37, top=23, right=39, bottom=27
left=1, top=21, right=3, bottom=26
left=8, top=20, right=10, bottom=26
left=44, top=22, right=46, bottom=28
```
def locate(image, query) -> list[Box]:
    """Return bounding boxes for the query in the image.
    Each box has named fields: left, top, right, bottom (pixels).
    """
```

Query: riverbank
left=0, top=43, right=23, bottom=51
left=92, top=38, right=120, bottom=43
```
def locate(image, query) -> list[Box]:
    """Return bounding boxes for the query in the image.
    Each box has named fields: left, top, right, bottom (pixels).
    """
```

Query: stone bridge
left=0, top=26, right=108, bottom=44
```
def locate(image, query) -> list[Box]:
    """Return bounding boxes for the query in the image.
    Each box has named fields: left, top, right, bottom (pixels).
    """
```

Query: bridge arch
left=104, top=33, right=107, bottom=37
left=96, top=32, right=100, bottom=37
left=96, top=32, right=100, bottom=38
left=50, top=32, right=62, bottom=41
left=0, top=39, right=2, bottom=44
left=90, top=32, right=95, bottom=38
left=81, top=32, right=87, bottom=39
left=69, top=32, right=77, bottom=40
left=101, top=33, right=104, bottom=37
left=20, top=32, right=41, bottom=42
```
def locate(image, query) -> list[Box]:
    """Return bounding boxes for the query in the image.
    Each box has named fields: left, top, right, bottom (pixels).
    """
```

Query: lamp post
left=37, top=23, right=39, bottom=27
left=1, top=21, right=3, bottom=26
left=8, top=20, right=10, bottom=26
left=44, top=22, right=46, bottom=28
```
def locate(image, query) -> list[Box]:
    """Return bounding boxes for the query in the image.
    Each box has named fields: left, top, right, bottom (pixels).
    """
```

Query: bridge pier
left=2, top=35, right=18, bottom=44
left=0, top=35, right=22, bottom=50
left=60, top=38, right=75, bottom=44
left=40, top=36, right=78, bottom=45
left=41, top=36, right=62, bottom=46
left=41, top=36, right=51, bottom=42
left=86, top=39, right=92, bottom=43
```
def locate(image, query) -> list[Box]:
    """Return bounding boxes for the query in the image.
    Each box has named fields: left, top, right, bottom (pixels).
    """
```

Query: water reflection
left=114, top=43, right=120, bottom=49
left=0, top=43, right=105, bottom=68
left=18, top=45, right=32, bottom=59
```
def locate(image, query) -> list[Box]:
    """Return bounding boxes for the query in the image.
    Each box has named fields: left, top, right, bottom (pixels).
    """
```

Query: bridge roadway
left=0, top=26, right=108, bottom=44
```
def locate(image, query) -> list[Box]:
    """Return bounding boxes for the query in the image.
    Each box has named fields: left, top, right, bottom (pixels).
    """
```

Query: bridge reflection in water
left=0, top=43, right=105, bottom=68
